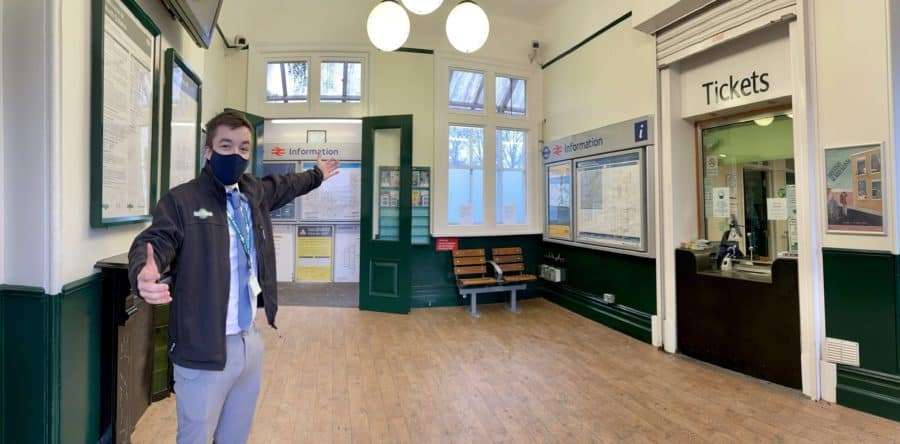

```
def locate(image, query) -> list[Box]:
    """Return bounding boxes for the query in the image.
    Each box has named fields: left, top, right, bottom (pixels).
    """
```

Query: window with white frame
left=495, top=75, right=526, bottom=116
left=496, top=128, right=527, bottom=224
left=435, top=59, right=541, bottom=236
left=320, top=61, right=362, bottom=103
left=250, top=49, right=368, bottom=118
left=449, top=69, right=485, bottom=112
left=448, top=125, right=485, bottom=225
left=266, top=61, right=309, bottom=103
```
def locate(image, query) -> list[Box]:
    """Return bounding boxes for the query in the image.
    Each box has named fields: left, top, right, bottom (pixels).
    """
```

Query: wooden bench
left=452, top=247, right=536, bottom=317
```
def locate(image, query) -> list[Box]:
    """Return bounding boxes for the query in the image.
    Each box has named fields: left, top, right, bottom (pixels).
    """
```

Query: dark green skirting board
left=837, top=365, right=900, bottom=421
left=823, top=248, right=900, bottom=421
left=539, top=281, right=653, bottom=343
left=0, top=274, right=103, bottom=444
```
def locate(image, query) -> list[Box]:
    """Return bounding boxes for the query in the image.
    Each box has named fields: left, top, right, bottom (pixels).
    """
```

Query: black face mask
left=208, top=152, right=248, bottom=185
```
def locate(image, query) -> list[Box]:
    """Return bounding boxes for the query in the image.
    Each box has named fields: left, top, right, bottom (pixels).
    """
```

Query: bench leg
left=469, top=291, right=480, bottom=318
left=509, top=289, right=520, bottom=313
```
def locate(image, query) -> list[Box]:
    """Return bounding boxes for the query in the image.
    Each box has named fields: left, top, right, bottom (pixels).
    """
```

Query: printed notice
left=767, top=198, right=788, bottom=221
left=296, top=225, right=333, bottom=282
left=273, top=224, right=295, bottom=282
left=333, top=225, right=360, bottom=283
left=713, top=187, right=730, bottom=218
left=167, top=64, right=199, bottom=189
left=101, top=0, right=154, bottom=220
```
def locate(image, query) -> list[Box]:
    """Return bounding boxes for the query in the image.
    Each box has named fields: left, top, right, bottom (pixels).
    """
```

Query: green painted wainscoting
left=0, top=274, right=102, bottom=444
left=539, top=242, right=656, bottom=343
left=410, top=235, right=543, bottom=308
left=823, top=248, right=900, bottom=421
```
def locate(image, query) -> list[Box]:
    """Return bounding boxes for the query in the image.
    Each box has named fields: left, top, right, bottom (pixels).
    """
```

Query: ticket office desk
left=675, top=248, right=801, bottom=389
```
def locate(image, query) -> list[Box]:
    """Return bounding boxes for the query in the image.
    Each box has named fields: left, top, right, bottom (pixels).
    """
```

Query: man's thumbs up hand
left=137, top=243, right=171, bottom=304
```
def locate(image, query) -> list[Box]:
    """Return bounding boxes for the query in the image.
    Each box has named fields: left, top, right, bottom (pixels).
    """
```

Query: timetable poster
left=167, top=61, right=200, bottom=188
left=300, top=161, right=361, bottom=221
left=263, top=162, right=297, bottom=220
left=333, top=225, right=360, bottom=283
left=272, top=224, right=296, bottom=282
left=575, top=150, right=645, bottom=250
left=547, top=162, right=572, bottom=239
left=296, top=225, right=333, bottom=282
left=100, top=0, right=155, bottom=220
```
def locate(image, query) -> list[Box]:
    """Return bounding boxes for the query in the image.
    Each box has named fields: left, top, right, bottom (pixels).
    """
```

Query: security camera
left=233, top=35, right=249, bottom=49
left=529, top=40, right=541, bottom=64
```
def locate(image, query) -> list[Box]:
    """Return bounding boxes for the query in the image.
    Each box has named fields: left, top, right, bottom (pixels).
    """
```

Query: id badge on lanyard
left=228, top=201, right=263, bottom=297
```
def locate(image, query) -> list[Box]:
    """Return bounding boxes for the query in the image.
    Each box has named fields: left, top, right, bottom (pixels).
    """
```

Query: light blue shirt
left=225, top=184, right=259, bottom=335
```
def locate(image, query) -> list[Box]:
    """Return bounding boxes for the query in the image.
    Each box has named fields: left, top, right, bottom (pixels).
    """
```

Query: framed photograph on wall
left=161, top=48, right=203, bottom=192
left=90, top=0, right=162, bottom=227
left=307, top=130, right=327, bottom=143
left=824, top=142, right=885, bottom=234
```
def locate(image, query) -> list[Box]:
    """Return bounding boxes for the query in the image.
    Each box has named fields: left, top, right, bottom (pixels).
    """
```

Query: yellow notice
left=548, top=225, right=570, bottom=238
left=296, top=226, right=333, bottom=282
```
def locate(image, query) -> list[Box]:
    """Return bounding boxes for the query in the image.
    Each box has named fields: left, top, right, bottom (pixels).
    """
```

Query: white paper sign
left=767, top=198, right=788, bottom=220
left=333, top=225, right=360, bottom=283
left=705, top=156, right=719, bottom=177
left=713, top=187, right=731, bottom=218
left=273, top=225, right=296, bottom=282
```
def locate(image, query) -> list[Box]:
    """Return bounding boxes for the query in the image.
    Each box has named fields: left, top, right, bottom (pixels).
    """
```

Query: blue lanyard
left=226, top=199, right=254, bottom=266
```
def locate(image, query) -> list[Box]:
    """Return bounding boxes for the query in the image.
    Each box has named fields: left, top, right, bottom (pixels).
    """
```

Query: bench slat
left=503, top=274, right=537, bottom=283
left=453, top=256, right=485, bottom=266
left=453, top=248, right=486, bottom=258
left=492, top=247, right=522, bottom=256
left=454, top=265, right=487, bottom=276
left=498, top=263, right=525, bottom=272
left=493, top=255, right=523, bottom=264
left=458, top=277, right=498, bottom=287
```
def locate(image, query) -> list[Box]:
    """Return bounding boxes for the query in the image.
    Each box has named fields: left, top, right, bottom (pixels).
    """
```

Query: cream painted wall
left=370, top=51, right=435, bottom=167
left=2, top=0, right=52, bottom=287
left=539, top=0, right=634, bottom=61
left=58, top=0, right=229, bottom=288
left=541, top=5, right=656, bottom=142
left=814, top=0, right=896, bottom=252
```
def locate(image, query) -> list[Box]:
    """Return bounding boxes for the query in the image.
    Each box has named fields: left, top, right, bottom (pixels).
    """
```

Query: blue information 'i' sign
left=634, top=120, right=648, bottom=142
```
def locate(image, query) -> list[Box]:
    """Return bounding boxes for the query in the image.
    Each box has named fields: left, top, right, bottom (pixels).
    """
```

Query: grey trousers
left=173, top=327, right=264, bottom=444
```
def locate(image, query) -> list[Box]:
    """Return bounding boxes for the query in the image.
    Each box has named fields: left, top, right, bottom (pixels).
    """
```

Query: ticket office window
left=699, top=113, right=796, bottom=261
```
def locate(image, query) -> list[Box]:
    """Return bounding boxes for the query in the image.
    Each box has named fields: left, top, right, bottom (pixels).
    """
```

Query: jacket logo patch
left=193, top=208, right=214, bottom=219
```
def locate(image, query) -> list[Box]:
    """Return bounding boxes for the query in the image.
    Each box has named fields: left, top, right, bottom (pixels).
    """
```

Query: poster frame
left=572, top=147, right=648, bottom=252
left=90, top=0, right=162, bottom=227
left=823, top=142, right=887, bottom=236
left=262, top=160, right=300, bottom=223
left=160, top=47, right=203, bottom=192
left=543, top=159, right=574, bottom=242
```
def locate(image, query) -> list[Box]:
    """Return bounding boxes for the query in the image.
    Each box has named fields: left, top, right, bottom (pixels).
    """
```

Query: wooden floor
left=132, top=299, right=900, bottom=443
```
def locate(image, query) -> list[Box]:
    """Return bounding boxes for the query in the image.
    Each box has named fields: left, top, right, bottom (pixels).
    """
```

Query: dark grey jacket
left=128, top=164, right=323, bottom=370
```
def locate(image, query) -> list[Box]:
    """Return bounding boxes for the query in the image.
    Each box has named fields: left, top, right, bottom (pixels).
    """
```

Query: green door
left=360, top=115, right=413, bottom=313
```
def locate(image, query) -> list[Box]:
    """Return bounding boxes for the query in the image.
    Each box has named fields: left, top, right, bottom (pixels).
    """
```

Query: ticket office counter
left=675, top=248, right=801, bottom=389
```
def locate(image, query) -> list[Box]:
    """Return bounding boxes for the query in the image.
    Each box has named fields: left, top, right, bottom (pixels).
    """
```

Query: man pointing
left=128, top=111, right=338, bottom=443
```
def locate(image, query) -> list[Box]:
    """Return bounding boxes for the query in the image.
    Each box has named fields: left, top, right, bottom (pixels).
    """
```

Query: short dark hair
left=204, top=111, right=254, bottom=148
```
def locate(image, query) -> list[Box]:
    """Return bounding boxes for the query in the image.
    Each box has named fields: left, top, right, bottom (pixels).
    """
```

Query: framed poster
left=574, top=148, right=646, bottom=251
left=545, top=160, right=573, bottom=240
left=161, top=48, right=203, bottom=192
left=90, top=0, right=161, bottom=227
left=824, top=143, right=885, bottom=234
left=262, top=161, right=298, bottom=221
left=299, top=161, right=361, bottom=221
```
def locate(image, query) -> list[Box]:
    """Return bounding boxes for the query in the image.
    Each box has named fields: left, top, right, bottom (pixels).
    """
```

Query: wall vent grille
left=824, top=337, right=860, bottom=367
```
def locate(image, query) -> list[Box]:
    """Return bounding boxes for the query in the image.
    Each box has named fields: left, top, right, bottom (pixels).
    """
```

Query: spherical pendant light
left=446, top=0, right=490, bottom=54
left=367, top=0, right=410, bottom=52
left=401, top=0, right=443, bottom=15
